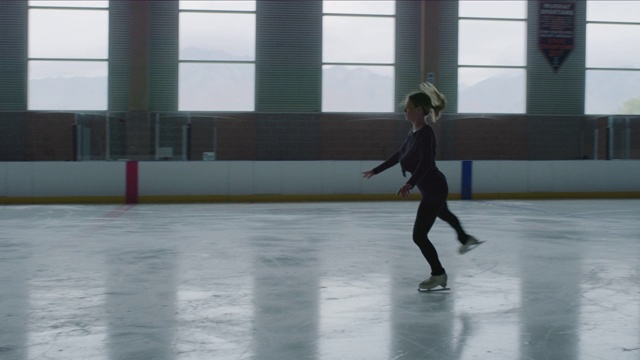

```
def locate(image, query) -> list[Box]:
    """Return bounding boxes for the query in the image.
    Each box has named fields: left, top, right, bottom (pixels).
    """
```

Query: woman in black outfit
left=362, top=82, right=479, bottom=291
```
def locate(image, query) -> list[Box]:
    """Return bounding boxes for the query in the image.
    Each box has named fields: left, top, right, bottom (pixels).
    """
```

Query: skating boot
left=418, top=274, right=449, bottom=292
left=458, top=235, right=483, bottom=254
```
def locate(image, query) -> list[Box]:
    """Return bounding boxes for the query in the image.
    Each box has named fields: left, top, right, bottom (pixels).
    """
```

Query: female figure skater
left=362, top=82, right=479, bottom=291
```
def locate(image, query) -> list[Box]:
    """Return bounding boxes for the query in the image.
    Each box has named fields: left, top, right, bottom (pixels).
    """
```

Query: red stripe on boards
left=126, top=161, right=139, bottom=204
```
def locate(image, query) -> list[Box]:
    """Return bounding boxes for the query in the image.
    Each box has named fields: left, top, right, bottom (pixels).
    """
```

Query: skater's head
left=403, top=82, right=447, bottom=122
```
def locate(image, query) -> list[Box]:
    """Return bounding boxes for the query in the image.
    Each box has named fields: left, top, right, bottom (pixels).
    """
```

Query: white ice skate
left=458, top=235, right=484, bottom=255
left=418, top=274, right=449, bottom=292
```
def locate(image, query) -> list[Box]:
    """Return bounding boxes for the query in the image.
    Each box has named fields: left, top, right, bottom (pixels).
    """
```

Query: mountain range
left=28, top=47, right=640, bottom=114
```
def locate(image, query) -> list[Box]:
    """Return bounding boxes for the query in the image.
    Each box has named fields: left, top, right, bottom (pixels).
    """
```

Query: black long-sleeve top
left=372, top=124, right=441, bottom=189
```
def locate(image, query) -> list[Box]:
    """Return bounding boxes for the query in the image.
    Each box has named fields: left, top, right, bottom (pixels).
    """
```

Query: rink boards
left=0, top=160, right=639, bottom=204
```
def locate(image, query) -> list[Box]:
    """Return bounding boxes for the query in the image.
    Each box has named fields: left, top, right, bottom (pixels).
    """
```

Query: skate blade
left=417, top=286, right=450, bottom=292
left=459, top=240, right=485, bottom=255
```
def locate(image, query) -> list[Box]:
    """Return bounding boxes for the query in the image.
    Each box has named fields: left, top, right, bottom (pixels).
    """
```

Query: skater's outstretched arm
left=362, top=170, right=376, bottom=179
left=362, top=150, right=401, bottom=178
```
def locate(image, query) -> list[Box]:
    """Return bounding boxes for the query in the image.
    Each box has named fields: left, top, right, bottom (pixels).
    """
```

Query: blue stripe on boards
left=461, top=160, right=473, bottom=200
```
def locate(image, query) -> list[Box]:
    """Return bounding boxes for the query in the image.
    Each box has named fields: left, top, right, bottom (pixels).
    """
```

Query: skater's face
left=404, top=100, right=425, bottom=124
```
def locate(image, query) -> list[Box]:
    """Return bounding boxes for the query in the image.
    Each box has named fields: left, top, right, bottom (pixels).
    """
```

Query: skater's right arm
left=362, top=151, right=401, bottom=178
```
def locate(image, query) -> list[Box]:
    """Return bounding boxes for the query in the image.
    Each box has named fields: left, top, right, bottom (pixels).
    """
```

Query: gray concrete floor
left=1, top=200, right=639, bottom=360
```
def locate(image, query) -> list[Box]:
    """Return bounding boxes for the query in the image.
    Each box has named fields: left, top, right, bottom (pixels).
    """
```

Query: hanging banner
left=538, top=1, right=575, bottom=72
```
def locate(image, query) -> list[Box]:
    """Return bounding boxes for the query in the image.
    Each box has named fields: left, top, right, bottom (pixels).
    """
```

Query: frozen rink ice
left=1, top=199, right=639, bottom=360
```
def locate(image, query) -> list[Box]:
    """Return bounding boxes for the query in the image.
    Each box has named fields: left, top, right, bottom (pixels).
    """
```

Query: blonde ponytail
left=419, top=82, right=447, bottom=121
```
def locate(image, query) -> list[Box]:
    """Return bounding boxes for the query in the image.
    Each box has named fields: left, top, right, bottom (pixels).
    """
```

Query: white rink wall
left=138, top=161, right=461, bottom=197
left=0, top=160, right=639, bottom=204
left=0, top=162, right=125, bottom=200
left=471, top=160, right=640, bottom=197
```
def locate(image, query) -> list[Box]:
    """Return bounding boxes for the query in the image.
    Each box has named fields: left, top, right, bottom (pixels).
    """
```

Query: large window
left=322, top=1, right=395, bottom=112
left=178, top=1, right=256, bottom=111
left=28, top=1, right=109, bottom=110
left=458, top=0, right=527, bottom=113
left=585, top=1, right=640, bottom=115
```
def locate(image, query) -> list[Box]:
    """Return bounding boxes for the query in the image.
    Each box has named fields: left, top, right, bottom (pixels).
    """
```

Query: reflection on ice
left=175, top=284, right=253, bottom=360
left=453, top=273, right=521, bottom=358
left=319, top=276, right=391, bottom=360
left=579, top=259, right=640, bottom=359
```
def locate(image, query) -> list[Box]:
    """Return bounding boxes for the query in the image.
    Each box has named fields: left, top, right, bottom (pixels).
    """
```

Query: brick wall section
left=320, top=113, right=407, bottom=160
left=527, top=115, right=585, bottom=160
left=255, top=114, right=321, bottom=160
left=190, top=113, right=257, bottom=161
left=631, top=120, right=640, bottom=159
left=6, top=112, right=640, bottom=161
left=25, top=112, right=74, bottom=161
left=444, top=116, right=529, bottom=160
left=0, top=112, right=26, bottom=161
left=216, top=115, right=257, bottom=160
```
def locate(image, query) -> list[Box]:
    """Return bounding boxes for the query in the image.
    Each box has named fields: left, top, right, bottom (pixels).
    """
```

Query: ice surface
left=1, top=200, right=639, bottom=360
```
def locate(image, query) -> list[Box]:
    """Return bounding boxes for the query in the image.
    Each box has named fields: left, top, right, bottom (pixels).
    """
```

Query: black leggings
left=413, top=185, right=468, bottom=276
left=438, top=202, right=469, bottom=244
left=413, top=195, right=445, bottom=276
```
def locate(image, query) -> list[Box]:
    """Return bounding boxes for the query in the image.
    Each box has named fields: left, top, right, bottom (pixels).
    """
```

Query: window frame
left=27, top=2, right=109, bottom=111
left=457, top=8, right=528, bottom=114
left=177, top=2, right=257, bottom=112
left=585, top=3, right=640, bottom=115
left=321, top=4, right=396, bottom=113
